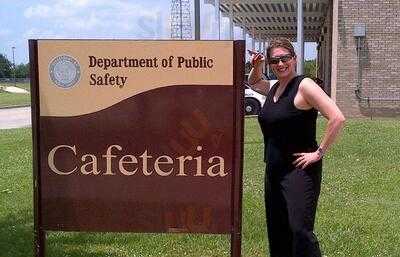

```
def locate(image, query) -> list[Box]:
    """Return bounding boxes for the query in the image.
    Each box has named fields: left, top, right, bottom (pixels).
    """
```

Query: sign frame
left=30, top=39, right=244, bottom=257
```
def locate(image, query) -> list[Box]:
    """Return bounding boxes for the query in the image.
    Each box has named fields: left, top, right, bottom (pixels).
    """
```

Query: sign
left=30, top=40, right=244, bottom=256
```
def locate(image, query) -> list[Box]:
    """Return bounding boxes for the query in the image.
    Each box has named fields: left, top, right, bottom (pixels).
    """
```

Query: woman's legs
left=281, top=163, right=322, bottom=257
left=265, top=162, right=322, bottom=257
left=265, top=171, right=292, bottom=257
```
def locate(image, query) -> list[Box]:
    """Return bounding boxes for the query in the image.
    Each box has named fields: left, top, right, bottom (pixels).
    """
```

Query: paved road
left=0, top=107, right=31, bottom=129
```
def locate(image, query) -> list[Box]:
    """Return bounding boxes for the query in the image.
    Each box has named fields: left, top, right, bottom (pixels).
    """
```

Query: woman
left=248, top=38, right=345, bottom=257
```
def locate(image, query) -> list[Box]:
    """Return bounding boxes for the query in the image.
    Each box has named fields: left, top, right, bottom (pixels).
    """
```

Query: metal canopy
left=208, top=0, right=329, bottom=42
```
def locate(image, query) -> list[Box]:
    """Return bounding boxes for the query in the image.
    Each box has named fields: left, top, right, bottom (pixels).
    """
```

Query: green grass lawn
left=0, top=83, right=31, bottom=108
left=1, top=118, right=399, bottom=257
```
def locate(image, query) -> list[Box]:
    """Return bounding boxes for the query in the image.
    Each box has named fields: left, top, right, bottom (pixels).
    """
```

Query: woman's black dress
left=258, top=75, right=322, bottom=257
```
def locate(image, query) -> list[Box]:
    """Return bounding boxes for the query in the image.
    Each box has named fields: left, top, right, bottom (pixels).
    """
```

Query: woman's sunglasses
left=268, top=55, right=293, bottom=65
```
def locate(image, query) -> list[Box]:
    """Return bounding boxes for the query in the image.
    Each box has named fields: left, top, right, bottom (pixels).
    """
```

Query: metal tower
left=171, top=0, right=192, bottom=39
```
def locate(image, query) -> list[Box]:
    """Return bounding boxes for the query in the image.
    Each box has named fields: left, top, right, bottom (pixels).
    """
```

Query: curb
left=0, top=104, right=31, bottom=110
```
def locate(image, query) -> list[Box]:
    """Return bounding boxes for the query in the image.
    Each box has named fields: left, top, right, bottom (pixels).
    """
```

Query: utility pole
left=194, top=0, right=200, bottom=40
left=12, top=46, right=16, bottom=86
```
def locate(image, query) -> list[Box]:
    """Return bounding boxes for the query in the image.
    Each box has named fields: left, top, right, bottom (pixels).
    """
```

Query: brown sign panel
left=31, top=40, right=244, bottom=235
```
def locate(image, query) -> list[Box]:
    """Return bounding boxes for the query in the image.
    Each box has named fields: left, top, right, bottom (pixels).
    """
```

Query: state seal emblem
left=49, top=55, right=81, bottom=88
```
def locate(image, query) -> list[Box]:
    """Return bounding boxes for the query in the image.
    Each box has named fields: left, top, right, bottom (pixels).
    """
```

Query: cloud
left=24, top=3, right=70, bottom=19
left=23, top=28, right=67, bottom=39
left=65, top=0, right=91, bottom=7
left=22, top=0, right=170, bottom=40
left=24, top=4, right=51, bottom=18
left=0, top=29, right=11, bottom=36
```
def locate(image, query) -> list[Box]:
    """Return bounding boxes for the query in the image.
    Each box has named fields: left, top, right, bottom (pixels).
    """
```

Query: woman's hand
left=248, top=50, right=265, bottom=67
left=247, top=50, right=269, bottom=96
left=292, top=151, right=322, bottom=169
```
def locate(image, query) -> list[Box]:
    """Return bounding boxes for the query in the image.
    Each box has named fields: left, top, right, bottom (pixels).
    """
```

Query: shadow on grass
left=46, top=231, right=138, bottom=257
left=0, top=209, right=139, bottom=257
left=0, top=209, right=34, bottom=257
left=0, top=208, right=230, bottom=257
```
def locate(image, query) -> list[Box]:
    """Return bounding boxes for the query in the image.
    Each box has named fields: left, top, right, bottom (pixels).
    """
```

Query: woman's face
left=269, top=47, right=296, bottom=79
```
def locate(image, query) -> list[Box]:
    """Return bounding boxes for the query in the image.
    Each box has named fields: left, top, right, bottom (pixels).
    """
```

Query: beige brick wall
left=335, top=0, right=400, bottom=117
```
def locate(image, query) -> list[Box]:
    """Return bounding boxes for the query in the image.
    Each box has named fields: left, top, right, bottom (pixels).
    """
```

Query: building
left=204, top=0, right=400, bottom=117
left=325, top=0, right=400, bottom=117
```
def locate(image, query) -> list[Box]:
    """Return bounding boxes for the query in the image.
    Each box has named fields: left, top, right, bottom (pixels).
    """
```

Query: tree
left=15, top=63, right=30, bottom=78
left=304, top=59, right=316, bottom=78
left=0, top=53, right=12, bottom=78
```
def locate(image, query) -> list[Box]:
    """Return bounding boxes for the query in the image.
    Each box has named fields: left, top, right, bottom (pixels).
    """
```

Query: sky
left=0, top=0, right=317, bottom=65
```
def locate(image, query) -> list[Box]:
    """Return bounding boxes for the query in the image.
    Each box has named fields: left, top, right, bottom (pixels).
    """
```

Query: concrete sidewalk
left=1, top=86, right=29, bottom=94
left=0, top=107, right=31, bottom=129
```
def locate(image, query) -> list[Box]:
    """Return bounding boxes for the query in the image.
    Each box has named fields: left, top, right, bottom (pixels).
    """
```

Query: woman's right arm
left=248, top=52, right=269, bottom=96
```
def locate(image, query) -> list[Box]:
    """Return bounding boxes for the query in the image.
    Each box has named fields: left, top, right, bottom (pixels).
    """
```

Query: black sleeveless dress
left=258, top=75, right=322, bottom=257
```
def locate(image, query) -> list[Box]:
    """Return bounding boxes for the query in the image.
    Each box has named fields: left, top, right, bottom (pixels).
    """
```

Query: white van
left=244, top=80, right=278, bottom=115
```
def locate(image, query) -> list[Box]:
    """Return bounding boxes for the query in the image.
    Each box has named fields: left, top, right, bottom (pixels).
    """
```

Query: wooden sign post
left=30, top=39, right=244, bottom=257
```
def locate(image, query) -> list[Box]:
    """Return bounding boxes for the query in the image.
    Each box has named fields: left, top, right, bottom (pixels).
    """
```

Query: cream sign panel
left=38, top=40, right=233, bottom=117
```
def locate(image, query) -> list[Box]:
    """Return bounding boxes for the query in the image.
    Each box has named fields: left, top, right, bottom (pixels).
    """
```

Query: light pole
left=12, top=46, right=16, bottom=86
